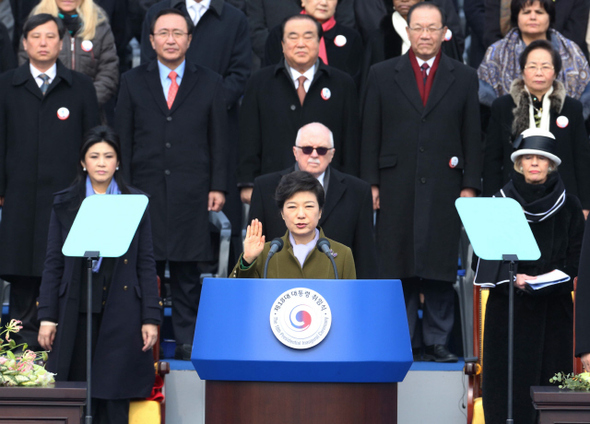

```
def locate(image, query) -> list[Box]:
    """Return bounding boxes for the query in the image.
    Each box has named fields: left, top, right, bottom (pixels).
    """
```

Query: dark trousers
left=8, top=275, right=41, bottom=351
left=156, top=261, right=211, bottom=345
left=402, top=277, right=455, bottom=347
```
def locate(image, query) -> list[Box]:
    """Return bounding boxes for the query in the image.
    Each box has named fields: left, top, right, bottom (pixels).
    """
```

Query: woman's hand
left=243, top=219, right=265, bottom=264
left=38, top=322, right=57, bottom=351
left=515, top=273, right=536, bottom=290
left=142, top=324, right=158, bottom=352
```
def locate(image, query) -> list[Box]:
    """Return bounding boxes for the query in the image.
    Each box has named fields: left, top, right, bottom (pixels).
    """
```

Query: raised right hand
left=243, top=219, right=265, bottom=264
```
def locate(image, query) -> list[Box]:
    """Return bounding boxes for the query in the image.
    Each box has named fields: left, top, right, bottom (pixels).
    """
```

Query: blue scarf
left=85, top=176, right=121, bottom=272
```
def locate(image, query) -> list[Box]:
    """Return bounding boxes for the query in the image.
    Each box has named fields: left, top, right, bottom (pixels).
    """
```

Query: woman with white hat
left=476, top=128, right=585, bottom=424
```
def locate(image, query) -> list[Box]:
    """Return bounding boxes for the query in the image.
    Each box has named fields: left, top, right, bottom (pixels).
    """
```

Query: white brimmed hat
left=510, top=128, right=561, bottom=166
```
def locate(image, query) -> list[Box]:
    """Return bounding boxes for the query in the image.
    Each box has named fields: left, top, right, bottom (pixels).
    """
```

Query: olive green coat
left=230, top=229, right=356, bottom=279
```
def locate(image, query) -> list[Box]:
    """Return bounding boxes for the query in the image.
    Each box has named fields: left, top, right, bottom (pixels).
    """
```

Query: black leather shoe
left=174, top=343, right=192, bottom=361
left=423, top=345, right=458, bottom=363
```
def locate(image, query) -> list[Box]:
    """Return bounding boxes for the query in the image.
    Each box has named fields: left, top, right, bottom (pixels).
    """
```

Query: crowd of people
left=1, top=0, right=590, bottom=423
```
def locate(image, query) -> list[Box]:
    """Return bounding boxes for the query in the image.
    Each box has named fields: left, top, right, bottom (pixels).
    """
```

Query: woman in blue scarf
left=37, top=126, right=162, bottom=424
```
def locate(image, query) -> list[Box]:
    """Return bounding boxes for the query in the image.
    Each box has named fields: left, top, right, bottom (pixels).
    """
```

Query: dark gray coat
left=116, top=60, right=228, bottom=262
left=0, top=61, right=100, bottom=278
left=361, top=53, right=482, bottom=282
left=38, top=184, right=162, bottom=399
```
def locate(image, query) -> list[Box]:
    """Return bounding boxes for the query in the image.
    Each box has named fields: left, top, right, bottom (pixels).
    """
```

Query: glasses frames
left=295, top=146, right=334, bottom=156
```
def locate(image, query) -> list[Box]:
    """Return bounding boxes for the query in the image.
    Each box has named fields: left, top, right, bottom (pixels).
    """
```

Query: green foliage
left=550, top=372, right=590, bottom=391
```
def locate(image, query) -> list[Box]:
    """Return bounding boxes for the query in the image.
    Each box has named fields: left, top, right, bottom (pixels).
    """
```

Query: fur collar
left=510, top=79, right=566, bottom=137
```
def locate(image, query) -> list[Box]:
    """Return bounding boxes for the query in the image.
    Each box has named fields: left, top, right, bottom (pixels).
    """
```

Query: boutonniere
left=329, top=249, right=338, bottom=258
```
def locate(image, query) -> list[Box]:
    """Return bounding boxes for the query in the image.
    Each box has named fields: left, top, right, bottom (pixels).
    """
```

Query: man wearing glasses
left=361, top=2, right=482, bottom=362
left=237, top=14, right=360, bottom=205
left=116, top=8, right=228, bottom=360
left=249, top=122, right=378, bottom=278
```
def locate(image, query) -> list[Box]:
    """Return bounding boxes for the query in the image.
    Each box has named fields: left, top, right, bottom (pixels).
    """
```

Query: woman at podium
left=231, top=171, right=356, bottom=279
left=476, top=129, right=584, bottom=424
left=36, top=126, right=162, bottom=424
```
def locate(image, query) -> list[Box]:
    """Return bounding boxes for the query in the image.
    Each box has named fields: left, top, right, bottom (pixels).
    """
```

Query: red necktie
left=420, top=63, right=429, bottom=86
left=167, top=71, right=178, bottom=109
left=297, top=76, right=307, bottom=106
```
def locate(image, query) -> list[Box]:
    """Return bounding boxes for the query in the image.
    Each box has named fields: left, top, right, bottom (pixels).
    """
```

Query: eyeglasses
left=408, top=26, right=444, bottom=34
left=153, top=30, right=189, bottom=39
left=524, top=64, right=555, bottom=73
left=295, top=146, right=333, bottom=155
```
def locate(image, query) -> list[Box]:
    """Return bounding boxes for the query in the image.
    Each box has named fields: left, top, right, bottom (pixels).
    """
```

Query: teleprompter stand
left=456, top=197, right=540, bottom=424
left=62, top=194, right=148, bottom=424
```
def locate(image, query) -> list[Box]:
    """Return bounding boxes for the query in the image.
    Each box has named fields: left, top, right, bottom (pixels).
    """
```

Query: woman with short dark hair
left=231, top=171, right=356, bottom=279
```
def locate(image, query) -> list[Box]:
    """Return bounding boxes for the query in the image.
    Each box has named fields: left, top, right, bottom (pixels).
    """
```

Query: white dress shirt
left=30, top=63, right=57, bottom=88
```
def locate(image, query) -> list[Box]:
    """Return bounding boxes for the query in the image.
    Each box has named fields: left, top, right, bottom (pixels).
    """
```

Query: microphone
left=317, top=238, right=339, bottom=279
left=263, top=238, right=284, bottom=278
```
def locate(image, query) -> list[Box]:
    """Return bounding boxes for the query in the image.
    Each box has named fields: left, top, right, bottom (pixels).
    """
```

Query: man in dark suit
left=238, top=14, right=360, bottom=204
left=140, top=0, right=251, bottom=266
left=249, top=122, right=378, bottom=278
left=361, top=3, right=481, bottom=362
left=0, top=14, right=99, bottom=351
left=246, top=0, right=356, bottom=61
left=116, top=8, right=228, bottom=360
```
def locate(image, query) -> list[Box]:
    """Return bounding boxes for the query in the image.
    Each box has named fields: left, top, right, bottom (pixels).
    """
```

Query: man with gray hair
left=249, top=122, right=377, bottom=278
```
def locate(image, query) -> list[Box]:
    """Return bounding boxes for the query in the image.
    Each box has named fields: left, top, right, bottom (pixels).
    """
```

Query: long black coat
left=481, top=185, right=584, bottom=424
left=37, top=184, right=162, bottom=399
left=361, top=53, right=482, bottom=282
left=238, top=60, right=360, bottom=185
left=116, top=60, right=228, bottom=262
left=0, top=61, right=99, bottom=278
left=263, top=22, right=363, bottom=85
left=245, top=0, right=356, bottom=59
left=249, top=166, right=378, bottom=278
left=483, top=93, right=590, bottom=209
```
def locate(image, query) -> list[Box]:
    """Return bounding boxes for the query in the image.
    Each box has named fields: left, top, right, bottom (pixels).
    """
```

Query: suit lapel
left=320, top=168, right=345, bottom=224
left=423, top=55, right=455, bottom=117
left=394, top=56, right=424, bottom=115
left=145, top=61, right=170, bottom=116
left=169, top=62, right=199, bottom=114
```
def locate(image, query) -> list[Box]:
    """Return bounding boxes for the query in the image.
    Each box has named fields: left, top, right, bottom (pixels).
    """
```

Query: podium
left=192, top=278, right=412, bottom=424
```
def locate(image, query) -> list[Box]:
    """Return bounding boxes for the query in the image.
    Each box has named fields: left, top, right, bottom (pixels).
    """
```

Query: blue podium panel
left=192, top=278, right=412, bottom=383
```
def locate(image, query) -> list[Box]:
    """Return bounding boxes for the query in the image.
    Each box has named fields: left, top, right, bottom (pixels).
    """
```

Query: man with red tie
left=361, top=2, right=482, bottom=362
left=116, top=8, right=228, bottom=360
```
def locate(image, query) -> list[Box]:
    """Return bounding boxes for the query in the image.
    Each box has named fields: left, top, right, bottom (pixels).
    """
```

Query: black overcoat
left=249, top=166, right=378, bottom=278
left=0, top=61, right=99, bottom=278
left=116, top=60, right=228, bottom=262
left=237, top=60, right=360, bottom=185
left=37, top=184, right=163, bottom=399
left=263, top=22, right=363, bottom=85
left=483, top=94, right=590, bottom=209
left=481, top=185, right=584, bottom=424
left=361, top=53, right=482, bottom=282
